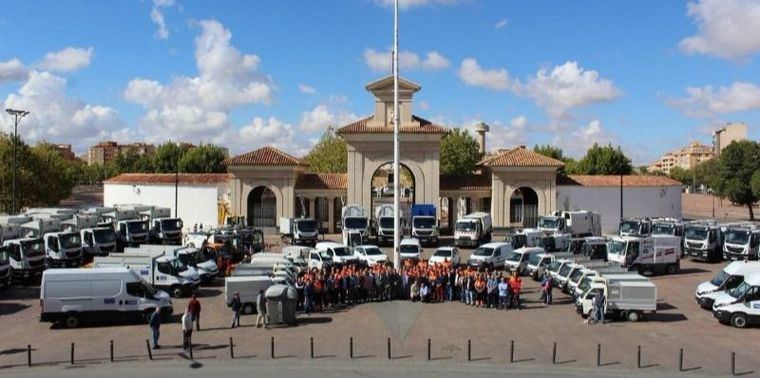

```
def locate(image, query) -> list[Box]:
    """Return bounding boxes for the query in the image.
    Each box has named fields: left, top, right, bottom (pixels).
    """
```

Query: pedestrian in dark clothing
left=188, top=294, right=201, bottom=331
left=542, top=274, right=553, bottom=305
left=229, top=292, right=242, bottom=328
left=148, top=307, right=161, bottom=349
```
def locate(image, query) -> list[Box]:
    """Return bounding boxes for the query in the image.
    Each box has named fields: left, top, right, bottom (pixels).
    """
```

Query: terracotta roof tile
left=295, top=173, right=347, bottom=190
left=336, top=115, right=447, bottom=134
left=480, top=146, right=564, bottom=168
left=558, top=175, right=681, bottom=187
left=440, top=174, right=492, bottom=191
left=224, top=146, right=305, bottom=166
left=104, top=173, right=230, bottom=185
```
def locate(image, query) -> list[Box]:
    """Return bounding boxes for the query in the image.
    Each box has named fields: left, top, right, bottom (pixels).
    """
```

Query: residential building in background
left=87, top=141, right=156, bottom=165
left=649, top=141, right=713, bottom=174
left=713, top=122, right=748, bottom=157
left=52, top=144, right=76, bottom=161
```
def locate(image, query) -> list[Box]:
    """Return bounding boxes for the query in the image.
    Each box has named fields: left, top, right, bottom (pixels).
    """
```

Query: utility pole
left=5, top=108, right=30, bottom=215
left=619, top=173, right=623, bottom=220
left=392, top=0, right=401, bottom=270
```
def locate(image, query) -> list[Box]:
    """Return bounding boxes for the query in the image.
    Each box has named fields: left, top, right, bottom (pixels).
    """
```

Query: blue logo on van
left=753, top=303, right=760, bottom=309
left=140, top=270, right=149, bottom=275
left=104, top=298, right=115, bottom=304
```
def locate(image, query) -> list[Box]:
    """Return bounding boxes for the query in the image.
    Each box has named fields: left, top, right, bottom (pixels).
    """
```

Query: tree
left=304, top=131, right=348, bottom=173
left=712, top=140, right=760, bottom=220
left=533, top=145, right=565, bottom=161
left=152, top=142, right=189, bottom=173
left=179, top=144, right=228, bottom=173
left=668, top=166, right=693, bottom=186
left=574, top=143, right=633, bottom=175
left=440, top=128, right=482, bottom=177
left=751, top=171, right=760, bottom=201
left=30, top=143, right=77, bottom=206
left=113, top=148, right=153, bottom=173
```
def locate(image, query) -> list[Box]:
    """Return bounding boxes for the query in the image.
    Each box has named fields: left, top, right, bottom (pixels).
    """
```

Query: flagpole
left=392, top=0, right=401, bottom=271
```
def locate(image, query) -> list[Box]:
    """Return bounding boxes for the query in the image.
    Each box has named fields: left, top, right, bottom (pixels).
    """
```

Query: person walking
left=255, top=289, right=268, bottom=329
left=182, top=308, right=193, bottom=351
left=148, top=307, right=161, bottom=349
left=594, top=290, right=606, bottom=324
left=229, top=292, right=242, bottom=328
left=188, top=294, right=201, bottom=331
left=541, top=273, right=553, bottom=305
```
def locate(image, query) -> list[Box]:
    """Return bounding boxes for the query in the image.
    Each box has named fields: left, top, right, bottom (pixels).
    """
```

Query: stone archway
left=247, top=186, right=277, bottom=227
left=510, top=187, right=539, bottom=228
left=370, top=162, right=416, bottom=223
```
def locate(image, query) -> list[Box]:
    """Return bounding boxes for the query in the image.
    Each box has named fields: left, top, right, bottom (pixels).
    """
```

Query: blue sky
left=1, top=0, right=759, bottom=164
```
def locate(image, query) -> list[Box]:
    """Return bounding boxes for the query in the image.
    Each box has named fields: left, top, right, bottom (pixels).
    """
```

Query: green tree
left=304, top=132, right=348, bottom=173
left=179, top=144, right=228, bottom=173
left=712, top=140, right=760, bottom=220
left=30, top=143, right=77, bottom=206
left=440, top=128, right=481, bottom=177
left=574, top=143, right=633, bottom=175
left=668, top=166, right=693, bottom=186
left=693, top=158, right=719, bottom=190
left=532, top=145, right=565, bottom=161
left=751, top=171, right=760, bottom=200
left=113, top=148, right=153, bottom=173
left=152, top=142, right=189, bottom=173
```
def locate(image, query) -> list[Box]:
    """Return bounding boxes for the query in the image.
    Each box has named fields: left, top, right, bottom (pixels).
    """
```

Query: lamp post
left=5, top=108, right=30, bottom=215
left=619, top=173, right=623, bottom=220
left=175, top=145, right=180, bottom=218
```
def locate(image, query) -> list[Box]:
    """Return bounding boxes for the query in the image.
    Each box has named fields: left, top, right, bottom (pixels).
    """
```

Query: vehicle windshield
left=0, top=248, right=8, bottom=264
left=379, top=217, right=395, bottom=229
left=506, top=252, right=522, bottom=262
left=728, top=281, right=751, bottom=299
left=364, top=247, right=384, bottom=256
left=296, top=219, right=317, bottom=232
left=433, top=249, right=452, bottom=257
left=608, top=240, right=626, bottom=256
left=558, top=264, right=573, bottom=277
left=538, top=217, right=558, bottom=229
left=547, top=261, right=562, bottom=273
left=127, top=221, right=149, bottom=234
left=508, top=234, right=526, bottom=249
left=170, top=258, right=189, bottom=273
left=456, top=221, right=476, bottom=232
left=582, top=243, right=607, bottom=258
left=566, top=240, right=584, bottom=254
left=619, top=221, right=639, bottom=234
left=413, top=217, right=436, bottom=228
left=141, top=280, right=158, bottom=296
left=473, top=247, right=494, bottom=257
left=652, top=224, right=675, bottom=235
left=161, top=219, right=183, bottom=232
left=318, top=250, right=333, bottom=261
left=578, top=277, right=592, bottom=292
left=399, top=245, right=419, bottom=254
left=569, top=270, right=585, bottom=284
left=685, top=227, right=708, bottom=241
left=193, top=249, right=210, bottom=263
left=710, top=270, right=730, bottom=287
left=22, top=240, right=45, bottom=257
left=177, top=253, right=196, bottom=266
left=59, top=233, right=81, bottom=249
left=344, top=217, right=367, bottom=230
left=93, top=228, right=116, bottom=244
left=528, top=254, right=543, bottom=266
left=725, top=230, right=750, bottom=245
left=333, top=247, right=352, bottom=257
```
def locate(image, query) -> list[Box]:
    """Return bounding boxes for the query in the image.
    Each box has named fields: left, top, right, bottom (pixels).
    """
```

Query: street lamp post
left=5, top=108, right=30, bottom=215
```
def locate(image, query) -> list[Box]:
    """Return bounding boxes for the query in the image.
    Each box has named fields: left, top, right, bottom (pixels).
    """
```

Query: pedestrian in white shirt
left=182, top=308, right=194, bottom=350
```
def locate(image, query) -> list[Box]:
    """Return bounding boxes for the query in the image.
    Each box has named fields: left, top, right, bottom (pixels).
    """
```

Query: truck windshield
left=608, top=240, right=626, bottom=256
left=161, top=219, right=183, bottom=232
left=0, top=248, right=8, bottom=265
left=506, top=252, right=522, bottom=262
left=379, top=218, right=395, bottom=229
left=473, top=247, right=494, bottom=257
left=709, top=270, right=730, bottom=287
left=344, top=217, right=367, bottom=230
left=652, top=224, right=674, bottom=235
left=333, top=247, right=352, bottom=257
left=296, top=220, right=317, bottom=232
left=128, top=221, right=149, bottom=234
left=399, top=245, right=419, bottom=254
left=538, top=217, right=558, bottom=229
left=59, top=233, right=81, bottom=249
left=178, top=253, right=196, bottom=266
left=725, top=230, right=750, bottom=245
left=685, top=227, right=708, bottom=241
left=433, top=249, right=452, bottom=257
left=413, top=217, right=436, bottom=228
left=171, top=258, right=189, bottom=273
left=456, top=221, right=476, bottom=232
left=619, top=221, right=639, bottom=234
left=22, top=240, right=45, bottom=257
left=728, top=281, right=751, bottom=299
left=94, top=229, right=116, bottom=244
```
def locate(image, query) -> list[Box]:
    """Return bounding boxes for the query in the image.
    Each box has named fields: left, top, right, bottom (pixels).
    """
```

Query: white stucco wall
left=103, top=183, right=224, bottom=231
left=556, top=185, right=682, bottom=234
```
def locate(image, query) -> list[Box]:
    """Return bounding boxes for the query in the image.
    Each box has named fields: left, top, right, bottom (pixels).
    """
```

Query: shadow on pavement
left=295, top=316, right=332, bottom=325
left=0, top=287, right=40, bottom=300
left=656, top=302, right=678, bottom=311
left=647, top=313, right=688, bottom=323
left=195, top=288, right=221, bottom=298
left=0, top=303, right=30, bottom=316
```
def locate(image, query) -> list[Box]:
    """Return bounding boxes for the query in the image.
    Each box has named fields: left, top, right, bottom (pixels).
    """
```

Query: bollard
left=552, top=342, right=557, bottom=365
left=597, top=344, right=601, bottom=367
left=679, top=348, right=683, bottom=372
left=110, top=340, right=114, bottom=363
left=70, top=343, right=75, bottom=365
left=387, top=338, right=391, bottom=360
left=230, top=337, right=234, bottom=359
left=427, top=338, right=431, bottom=361
left=731, top=352, right=735, bottom=376
left=146, top=339, right=153, bottom=360
left=467, top=339, right=471, bottom=361
left=27, top=344, right=31, bottom=367
left=270, top=337, right=275, bottom=359
left=637, top=345, right=641, bottom=369
left=310, top=337, right=314, bottom=359
left=349, top=337, right=354, bottom=359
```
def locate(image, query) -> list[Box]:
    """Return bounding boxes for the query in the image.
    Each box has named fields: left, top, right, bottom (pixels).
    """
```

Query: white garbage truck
left=374, top=204, right=402, bottom=246
left=94, top=250, right=200, bottom=298
left=102, top=208, right=149, bottom=249
left=22, top=217, right=83, bottom=268
left=607, top=235, right=682, bottom=274
left=454, top=212, right=492, bottom=248
left=410, top=204, right=438, bottom=246
left=684, top=221, right=723, bottom=262
left=279, top=217, right=319, bottom=246
left=137, top=206, right=183, bottom=245
left=722, top=224, right=760, bottom=261
left=576, top=277, right=657, bottom=322
left=62, top=214, right=117, bottom=258
left=341, top=205, right=370, bottom=247
left=545, top=210, right=602, bottom=237
left=0, top=219, right=46, bottom=281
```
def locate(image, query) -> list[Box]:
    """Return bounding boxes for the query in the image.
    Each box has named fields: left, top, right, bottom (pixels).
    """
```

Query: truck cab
left=3, top=237, right=46, bottom=280
left=174, top=246, right=219, bottom=283
left=684, top=222, right=723, bottom=262
left=280, top=217, right=319, bottom=246
left=619, top=218, right=652, bottom=237
left=342, top=205, right=370, bottom=247
left=454, top=212, right=493, bottom=248
left=723, top=226, right=760, bottom=261
left=375, top=206, right=402, bottom=246
left=80, top=227, right=117, bottom=258
left=104, top=209, right=149, bottom=248
left=579, top=237, right=609, bottom=261
left=696, top=261, right=760, bottom=309
left=411, top=204, right=438, bottom=246
left=467, top=242, right=512, bottom=269
left=712, top=272, right=760, bottom=328
left=0, top=246, right=12, bottom=288
left=43, top=231, right=83, bottom=267
left=149, top=216, right=183, bottom=245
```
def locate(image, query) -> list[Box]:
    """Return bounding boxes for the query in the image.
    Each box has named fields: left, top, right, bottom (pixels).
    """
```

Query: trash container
left=265, top=284, right=287, bottom=324
left=282, top=285, right=298, bottom=325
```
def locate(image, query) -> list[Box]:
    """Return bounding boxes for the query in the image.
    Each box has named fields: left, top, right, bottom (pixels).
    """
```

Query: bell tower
left=365, top=75, right=421, bottom=128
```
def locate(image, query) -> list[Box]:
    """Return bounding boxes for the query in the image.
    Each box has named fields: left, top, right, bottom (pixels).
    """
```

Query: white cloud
left=230, top=116, right=311, bottom=155
left=669, top=81, right=760, bottom=117
left=150, top=0, right=175, bottom=40
left=680, top=0, right=760, bottom=60
left=2, top=70, right=124, bottom=152
left=124, top=20, right=275, bottom=144
left=0, top=58, right=28, bottom=83
left=465, top=116, right=529, bottom=151
left=494, top=18, right=509, bottom=29
left=418, top=100, right=430, bottom=110
left=518, top=61, right=621, bottom=118
left=364, top=48, right=450, bottom=72
left=552, top=119, right=616, bottom=157
left=37, top=47, right=93, bottom=73
left=298, top=104, right=358, bottom=133
left=298, top=84, right=316, bottom=94
left=510, top=115, right=526, bottom=129
left=375, top=0, right=459, bottom=10
left=457, top=58, right=511, bottom=91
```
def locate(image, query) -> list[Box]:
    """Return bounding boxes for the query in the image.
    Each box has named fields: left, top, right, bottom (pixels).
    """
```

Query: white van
left=697, top=261, right=760, bottom=310
left=467, top=242, right=513, bottom=269
left=40, top=267, right=172, bottom=328
left=308, top=249, right=334, bottom=270
left=225, top=276, right=277, bottom=314
left=315, top=242, right=359, bottom=264
left=399, top=238, right=422, bottom=260
left=504, top=247, right=544, bottom=275
left=712, top=272, right=760, bottom=328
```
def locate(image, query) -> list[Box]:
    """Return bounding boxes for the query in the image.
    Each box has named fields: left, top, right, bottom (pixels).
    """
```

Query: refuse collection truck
left=410, top=204, right=438, bottom=246
left=279, top=217, right=319, bottom=246
left=576, top=277, right=657, bottom=322
left=341, top=205, right=369, bottom=247
left=684, top=221, right=723, bottom=263
left=607, top=235, right=682, bottom=275
left=454, top=212, right=492, bottom=248
left=374, top=205, right=402, bottom=246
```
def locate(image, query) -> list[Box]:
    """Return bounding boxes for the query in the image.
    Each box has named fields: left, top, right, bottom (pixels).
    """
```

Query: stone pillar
left=309, top=197, right=316, bottom=219
left=327, top=197, right=335, bottom=234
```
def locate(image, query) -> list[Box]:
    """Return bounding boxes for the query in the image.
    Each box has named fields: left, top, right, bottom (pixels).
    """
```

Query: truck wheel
left=63, top=313, right=80, bottom=328
left=665, top=264, right=677, bottom=275
left=731, top=313, right=748, bottom=329
left=242, top=304, right=254, bottom=314
left=626, top=311, right=641, bottom=322
left=171, top=286, right=184, bottom=298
